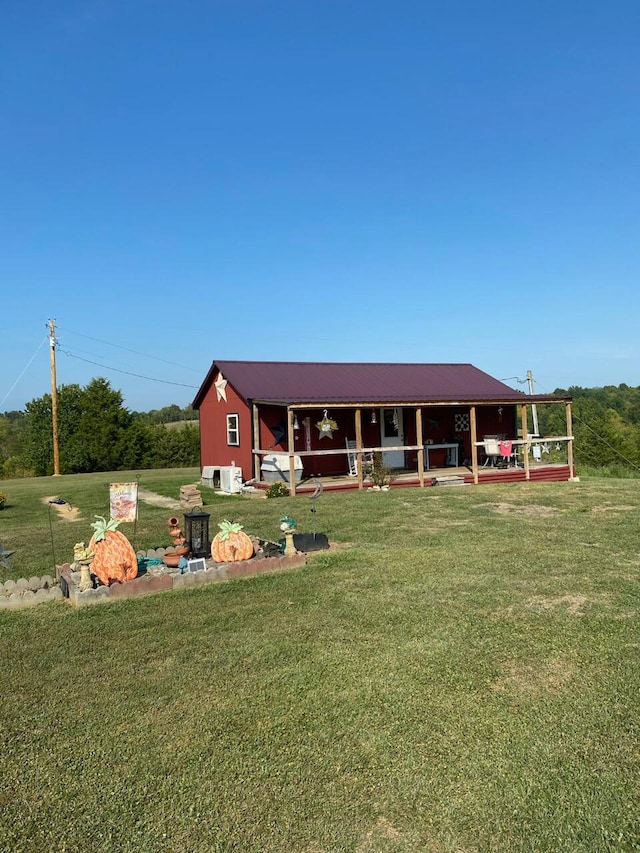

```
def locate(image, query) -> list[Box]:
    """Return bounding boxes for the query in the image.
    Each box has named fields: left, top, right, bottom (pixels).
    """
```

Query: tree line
left=537, top=384, right=640, bottom=470
left=0, top=378, right=200, bottom=478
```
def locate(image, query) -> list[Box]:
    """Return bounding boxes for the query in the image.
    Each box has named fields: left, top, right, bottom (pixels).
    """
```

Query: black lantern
left=184, top=509, right=210, bottom=559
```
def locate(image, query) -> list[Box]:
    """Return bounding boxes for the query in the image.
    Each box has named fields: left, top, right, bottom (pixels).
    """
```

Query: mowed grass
left=1, top=472, right=639, bottom=852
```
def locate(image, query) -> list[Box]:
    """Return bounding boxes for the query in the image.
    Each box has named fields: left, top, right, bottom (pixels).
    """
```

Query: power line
left=56, top=324, right=203, bottom=374
left=58, top=348, right=199, bottom=389
left=500, top=376, right=528, bottom=384
left=572, top=412, right=640, bottom=471
left=0, top=335, right=48, bottom=409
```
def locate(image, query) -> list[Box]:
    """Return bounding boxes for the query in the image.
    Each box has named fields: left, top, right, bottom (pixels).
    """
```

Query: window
left=226, top=414, right=240, bottom=446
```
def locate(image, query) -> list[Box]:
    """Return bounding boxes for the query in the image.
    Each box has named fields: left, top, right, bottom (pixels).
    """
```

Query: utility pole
left=48, top=319, right=61, bottom=476
left=527, top=369, right=541, bottom=460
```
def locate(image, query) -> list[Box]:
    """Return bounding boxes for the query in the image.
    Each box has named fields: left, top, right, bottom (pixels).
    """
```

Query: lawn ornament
left=211, top=520, right=254, bottom=563
left=288, top=481, right=330, bottom=553
left=72, top=541, right=95, bottom=592
left=166, top=517, right=188, bottom=563
left=279, top=515, right=297, bottom=557
left=167, top=517, right=186, bottom=546
left=89, top=516, right=138, bottom=586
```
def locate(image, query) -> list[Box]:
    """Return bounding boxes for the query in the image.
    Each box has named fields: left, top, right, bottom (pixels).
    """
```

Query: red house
left=192, top=360, right=575, bottom=494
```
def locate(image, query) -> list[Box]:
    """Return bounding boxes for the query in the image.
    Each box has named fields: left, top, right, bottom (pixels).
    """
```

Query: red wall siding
left=475, top=407, right=518, bottom=442
left=198, top=376, right=253, bottom=479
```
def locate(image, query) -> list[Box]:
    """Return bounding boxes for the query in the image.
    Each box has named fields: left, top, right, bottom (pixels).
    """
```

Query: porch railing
left=253, top=434, right=575, bottom=493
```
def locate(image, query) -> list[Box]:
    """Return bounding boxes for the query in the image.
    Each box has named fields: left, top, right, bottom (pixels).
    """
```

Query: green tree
left=538, top=388, right=640, bottom=469
left=73, top=378, right=134, bottom=471
left=21, top=379, right=136, bottom=475
left=0, top=412, right=31, bottom=478
left=21, top=394, right=57, bottom=476
left=114, top=420, right=156, bottom=470
left=17, top=378, right=200, bottom=475
left=148, top=423, right=200, bottom=468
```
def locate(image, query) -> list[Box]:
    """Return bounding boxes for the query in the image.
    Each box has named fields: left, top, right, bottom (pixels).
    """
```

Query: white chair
left=345, top=439, right=372, bottom=476
left=346, top=439, right=358, bottom=476
left=482, top=436, right=501, bottom=467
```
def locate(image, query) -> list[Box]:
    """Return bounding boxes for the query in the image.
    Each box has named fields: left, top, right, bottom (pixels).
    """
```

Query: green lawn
left=1, top=472, right=639, bottom=852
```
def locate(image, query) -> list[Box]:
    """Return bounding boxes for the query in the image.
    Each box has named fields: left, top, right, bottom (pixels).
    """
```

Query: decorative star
left=317, top=421, right=333, bottom=440
left=316, top=410, right=337, bottom=440
left=541, top=442, right=550, bottom=454
left=214, top=373, right=228, bottom=402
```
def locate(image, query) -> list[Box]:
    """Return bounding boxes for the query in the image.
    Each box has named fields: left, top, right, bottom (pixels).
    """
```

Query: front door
left=380, top=408, right=405, bottom=468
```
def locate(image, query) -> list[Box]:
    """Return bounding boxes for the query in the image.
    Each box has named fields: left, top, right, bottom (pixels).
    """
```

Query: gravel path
left=137, top=488, right=181, bottom=510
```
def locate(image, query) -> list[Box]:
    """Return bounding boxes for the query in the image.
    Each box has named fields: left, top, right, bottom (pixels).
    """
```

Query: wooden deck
left=257, top=462, right=576, bottom=494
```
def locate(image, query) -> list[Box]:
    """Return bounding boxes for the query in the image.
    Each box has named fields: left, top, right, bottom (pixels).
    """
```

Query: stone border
left=0, top=575, right=63, bottom=610
left=56, top=553, right=307, bottom=608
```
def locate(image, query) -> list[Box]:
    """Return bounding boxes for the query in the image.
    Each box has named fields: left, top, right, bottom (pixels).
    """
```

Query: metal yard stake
left=309, top=479, right=323, bottom=539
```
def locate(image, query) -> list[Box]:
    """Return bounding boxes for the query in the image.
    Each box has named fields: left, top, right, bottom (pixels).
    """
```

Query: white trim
left=226, top=413, right=240, bottom=446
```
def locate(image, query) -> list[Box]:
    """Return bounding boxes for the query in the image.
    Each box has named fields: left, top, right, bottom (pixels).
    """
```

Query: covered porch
left=250, top=397, right=576, bottom=495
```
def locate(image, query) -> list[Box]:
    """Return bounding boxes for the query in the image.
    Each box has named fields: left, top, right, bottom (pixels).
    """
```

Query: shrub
left=2, top=456, right=34, bottom=479
left=363, top=451, right=393, bottom=487
left=266, top=481, right=289, bottom=498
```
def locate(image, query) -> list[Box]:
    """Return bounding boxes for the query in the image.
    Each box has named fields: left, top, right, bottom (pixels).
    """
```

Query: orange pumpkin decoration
left=89, top=516, right=138, bottom=586
left=211, top=520, right=254, bottom=563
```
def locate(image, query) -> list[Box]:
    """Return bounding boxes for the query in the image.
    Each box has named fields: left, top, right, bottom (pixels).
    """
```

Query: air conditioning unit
left=219, top=465, right=243, bottom=494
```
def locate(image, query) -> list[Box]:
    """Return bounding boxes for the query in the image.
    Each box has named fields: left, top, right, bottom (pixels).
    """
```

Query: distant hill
left=537, top=383, right=640, bottom=469
left=131, top=404, right=199, bottom=425
left=164, top=420, right=200, bottom=431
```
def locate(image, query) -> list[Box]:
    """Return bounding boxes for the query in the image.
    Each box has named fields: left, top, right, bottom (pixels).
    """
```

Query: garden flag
left=109, top=482, right=138, bottom=523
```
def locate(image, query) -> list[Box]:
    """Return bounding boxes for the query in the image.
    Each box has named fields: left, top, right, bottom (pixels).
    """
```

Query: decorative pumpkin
left=89, top=516, right=138, bottom=586
left=211, top=520, right=254, bottom=563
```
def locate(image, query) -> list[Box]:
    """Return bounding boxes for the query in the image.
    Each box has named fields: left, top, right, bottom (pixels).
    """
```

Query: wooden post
left=48, top=319, right=60, bottom=476
left=520, top=403, right=530, bottom=481
left=355, top=408, right=364, bottom=489
left=416, top=407, right=424, bottom=487
left=470, top=405, right=478, bottom=484
left=566, top=401, right=575, bottom=478
left=287, top=408, right=297, bottom=496
left=252, top=403, right=261, bottom=481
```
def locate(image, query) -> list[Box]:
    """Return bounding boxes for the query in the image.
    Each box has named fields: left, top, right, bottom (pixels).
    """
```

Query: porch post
left=287, top=408, right=297, bottom=496
left=416, top=407, right=425, bottom=487
left=355, top=408, right=364, bottom=490
left=470, top=405, right=479, bottom=484
left=566, top=401, right=575, bottom=478
left=252, top=403, right=261, bottom=481
left=520, top=403, right=530, bottom=481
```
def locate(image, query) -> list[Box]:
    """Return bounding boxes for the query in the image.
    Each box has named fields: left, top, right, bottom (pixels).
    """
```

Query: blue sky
left=2, top=0, right=639, bottom=412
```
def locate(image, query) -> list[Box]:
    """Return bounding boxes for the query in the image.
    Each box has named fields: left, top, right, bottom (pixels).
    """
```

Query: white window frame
left=226, top=413, right=240, bottom=446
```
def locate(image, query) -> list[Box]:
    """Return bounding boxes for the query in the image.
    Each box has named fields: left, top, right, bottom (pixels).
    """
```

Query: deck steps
left=432, top=475, right=467, bottom=487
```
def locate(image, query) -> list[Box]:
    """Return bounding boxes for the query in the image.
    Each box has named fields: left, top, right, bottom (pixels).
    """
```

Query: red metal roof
left=193, top=360, right=569, bottom=407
